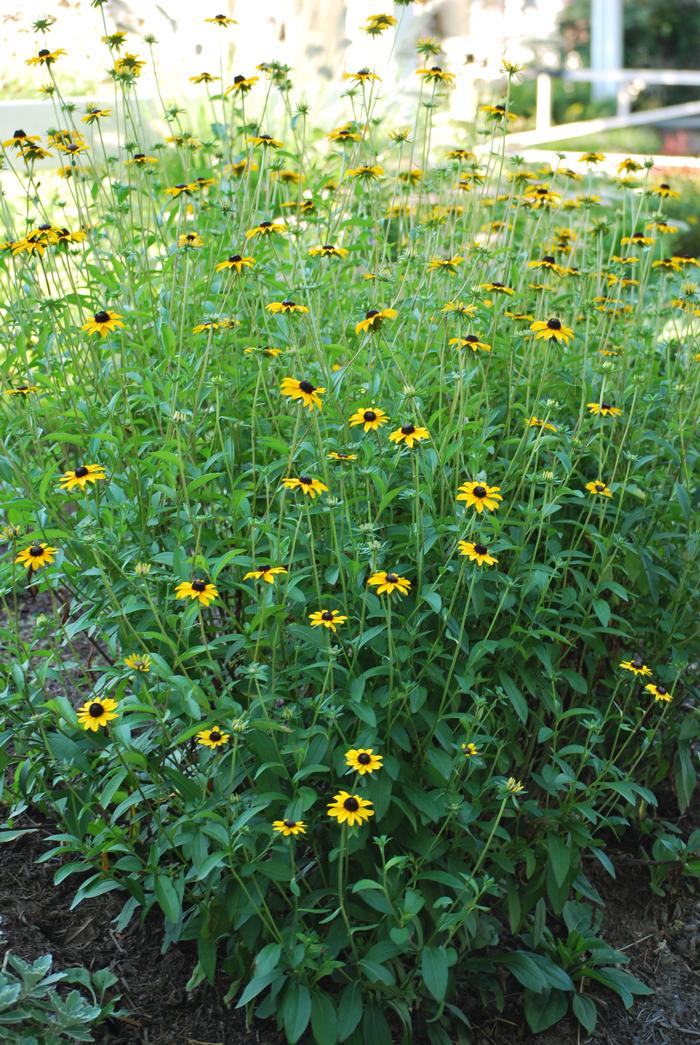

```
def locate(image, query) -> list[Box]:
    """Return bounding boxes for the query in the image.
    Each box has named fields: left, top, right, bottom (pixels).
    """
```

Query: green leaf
left=572, top=992, right=597, bottom=1033
left=154, top=875, right=181, bottom=923
left=421, top=945, right=449, bottom=1001
left=547, top=833, right=571, bottom=887
left=337, top=983, right=362, bottom=1041
left=311, top=990, right=338, bottom=1045
left=282, top=982, right=312, bottom=1044
left=523, top=988, right=568, bottom=1032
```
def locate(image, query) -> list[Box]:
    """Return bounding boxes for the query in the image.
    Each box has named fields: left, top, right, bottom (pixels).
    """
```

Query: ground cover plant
left=0, top=7, right=699, bottom=1044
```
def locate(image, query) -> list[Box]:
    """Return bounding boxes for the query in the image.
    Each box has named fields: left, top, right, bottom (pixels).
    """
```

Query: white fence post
left=536, top=73, right=552, bottom=132
left=591, top=0, right=623, bottom=102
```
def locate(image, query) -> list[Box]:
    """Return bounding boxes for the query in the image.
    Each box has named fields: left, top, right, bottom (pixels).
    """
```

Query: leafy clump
left=0, top=9, right=698, bottom=1045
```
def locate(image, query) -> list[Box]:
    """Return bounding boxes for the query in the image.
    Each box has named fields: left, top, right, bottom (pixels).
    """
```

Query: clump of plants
left=0, top=8, right=698, bottom=1044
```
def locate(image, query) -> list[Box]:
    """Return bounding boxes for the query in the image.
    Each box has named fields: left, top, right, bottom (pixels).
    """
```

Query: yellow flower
left=280, top=377, right=326, bottom=411
left=457, top=541, right=498, bottom=567
left=196, top=726, right=230, bottom=747
left=343, top=69, right=381, bottom=84
left=81, top=310, right=125, bottom=337
left=580, top=152, right=604, bottom=163
left=456, top=482, right=503, bottom=513
left=15, top=542, right=57, bottom=571
left=245, top=221, right=285, bottom=240
left=266, top=300, right=309, bottom=315
left=388, top=423, right=430, bottom=448
left=328, top=451, right=358, bottom=461
left=26, top=49, right=66, bottom=66
left=345, top=748, right=383, bottom=775
left=327, top=791, right=374, bottom=827
left=620, top=658, right=653, bottom=677
left=442, top=300, right=477, bottom=316
left=215, top=254, right=256, bottom=274
left=417, top=66, right=455, bottom=84
left=4, top=384, right=40, bottom=397
left=620, top=232, right=654, bottom=247
left=205, top=14, right=237, bottom=26
left=346, top=165, right=384, bottom=181
left=308, top=609, right=348, bottom=632
left=179, top=232, right=204, bottom=249
left=349, top=407, right=389, bottom=432
left=59, top=464, right=107, bottom=491
left=355, top=308, right=397, bottom=335
left=428, top=255, right=463, bottom=272
left=77, top=697, right=119, bottom=731
left=3, top=131, right=41, bottom=149
left=113, top=53, right=146, bottom=77
left=190, top=72, right=219, bottom=84
left=585, top=480, right=612, bottom=498
left=645, top=683, right=673, bottom=702
left=505, top=777, right=526, bottom=795
left=281, top=476, right=328, bottom=498
left=530, top=318, right=574, bottom=345
left=272, top=819, right=306, bottom=836
left=479, top=281, right=514, bottom=295
left=651, top=183, right=680, bottom=199
left=308, top=244, right=348, bottom=259
left=449, top=335, right=491, bottom=353
left=364, top=13, right=397, bottom=34
left=587, top=402, right=622, bottom=417
left=481, top=104, right=516, bottom=121
left=243, top=565, right=288, bottom=584
left=124, top=654, right=151, bottom=673
left=462, top=742, right=479, bottom=757
left=174, top=580, right=219, bottom=606
left=82, top=108, right=111, bottom=124
left=225, top=75, right=259, bottom=94
left=164, top=183, right=196, bottom=199
left=248, top=134, right=282, bottom=148
left=367, top=571, right=411, bottom=597
left=526, top=416, right=557, bottom=432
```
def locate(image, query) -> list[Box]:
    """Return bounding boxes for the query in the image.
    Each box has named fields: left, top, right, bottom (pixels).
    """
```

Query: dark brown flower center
left=259, top=221, right=272, bottom=228
left=363, top=410, right=377, bottom=421
left=660, top=184, right=669, bottom=190
left=357, top=752, right=371, bottom=765
left=473, top=485, right=487, bottom=497
left=464, top=335, right=478, bottom=342
left=209, top=729, right=222, bottom=741
left=38, top=223, right=52, bottom=231
left=543, top=255, right=555, bottom=264
left=191, top=579, right=207, bottom=592
left=365, top=309, right=379, bottom=318
left=299, top=475, right=312, bottom=485
left=299, top=380, right=315, bottom=393
left=547, top=318, right=562, bottom=330
left=228, top=255, right=242, bottom=262
left=74, top=465, right=89, bottom=478
left=491, top=282, right=504, bottom=288
left=386, top=573, right=399, bottom=583
left=474, top=543, right=488, bottom=555
left=13, top=129, right=26, bottom=139
left=94, top=311, right=110, bottom=323
left=281, top=300, right=296, bottom=307
left=358, top=68, right=370, bottom=75
left=259, top=135, right=272, bottom=141
left=88, top=701, right=104, bottom=717
left=284, top=819, right=296, bottom=828
left=234, top=75, right=246, bottom=83
left=38, top=49, right=50, bottom=57
left=601, top=403, right=612, bottom=410
left=134, top=153, right=145, bottom=160
left=401, top=424, right=415, bottom=435
left=29, top=544, right=44, bottom=557
left=343, top=797, right=359, bottom=811
left=632, top=658, right=644, bottom=669
left=431, top=66, right=442, bottom=72
left=656, top=686, right=667, bottom=694
left=595, top=483, right=605, bottom=491
left=322, top=244, right=335, bottom=251
left=321, top=611, right=334, bottom=621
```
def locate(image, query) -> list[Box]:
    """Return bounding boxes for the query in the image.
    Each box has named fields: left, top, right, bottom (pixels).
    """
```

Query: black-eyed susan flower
left=389, top=423, right=430, bottom=448
left=651, top=183, right=680, bottom=199
left=26, top=48, right=66, bottom=66
left=248, top=133, right=282, bottom=148
left=327, top=791, right=374, bottom=827
left=505, top=777, right=526, bottom=795
left=328, top=124, right=362, bottom=144
left=59, top=464, right=107, bottom=491
left=617, top=158, right=642, bottom=175
left=77, top=697, right=119, bottom=731
left=585, top=480, right=612, bottom=498
left=308, top=243, right=348, bottom=259
left=345, top=748, right=383, bottom=774
left=587, top=401, right=622, bottom=417
left=443, top=300, right=477, bottom=317
left=309, top=609, right=348, bottom=632
left=82, top=310, right=125, bottom=337
left=190, top=72, right=219, bottom=84
left=528, top=255, right=564, bottom=274
left=281, top=476, right=328, bottom=498
left=580, top=151, right=604, bottom=164
left=620, top=657, right=653, bottom=677
left=481, top=103, right=516, bottom=121
left=329, top=451, right=358, bottom=463
left=417, top=66, right=456, bottom=84
left=349, top=407, right=389, bottom=432
left=4, top=384, right=39, bottom=396
left=449, top=335, right=491, bottom=353
left=179, top=232, right=204, bottom=249
left=647, top=220, right=678, bottom=235
left=15, top=542, right=57, bottom=571
left=457, top=540, right=498, bottom=566
left=124, top=654, right=151, bottom=672
left=446, top=147, right=475, bottom=161
left=364, top=13, right=397, bottom=34
left=175, top=579, right=219, bottom=605
left=243, top=565, right=288, bottom=584
left=113, top=53, right=146, bottom=77
left=245, top=220, right=285, bottom=240
left=346, top=165, right=384, bottom=182
left=428, top=255, right=463, bottom=273
left=272, top=819, right=306, bottom=837
left=225, top=74, right=259, bottom=94
left=620, top=231, right=654, bottom=247
left=128, top=152, right=158, bottom=167
left=215, top=254, right=256, bottom=274
left=266, top=300, right=309, bottom=315
left=367, top=570, right=411, bottom=597
left=164, top=183, right=195, bottom=199
left=343, top=69, right=381, bottom=84
left=280, top=377, right=326, bottom=411
left=81, top=108, right=111, bottom=125
left=530, top=317, right=574, bottom=345
left=355, top=308, right=397, bottom=335
left=457, top=481, right=503, bottom=513
left=196, top=725, right=230, bottom=747
left=205, top=13, right=237, bottom=26
left=462, top=742, right=479, bottom=757
left=527, top=416, right=557, bottom=432
left=193, top=318, right=239, bottom=334
left=645, top=683, right=672, bottom=702
left=3, top=130, right=40, bottom=149
left=479, top=281, right=514, bottom=295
